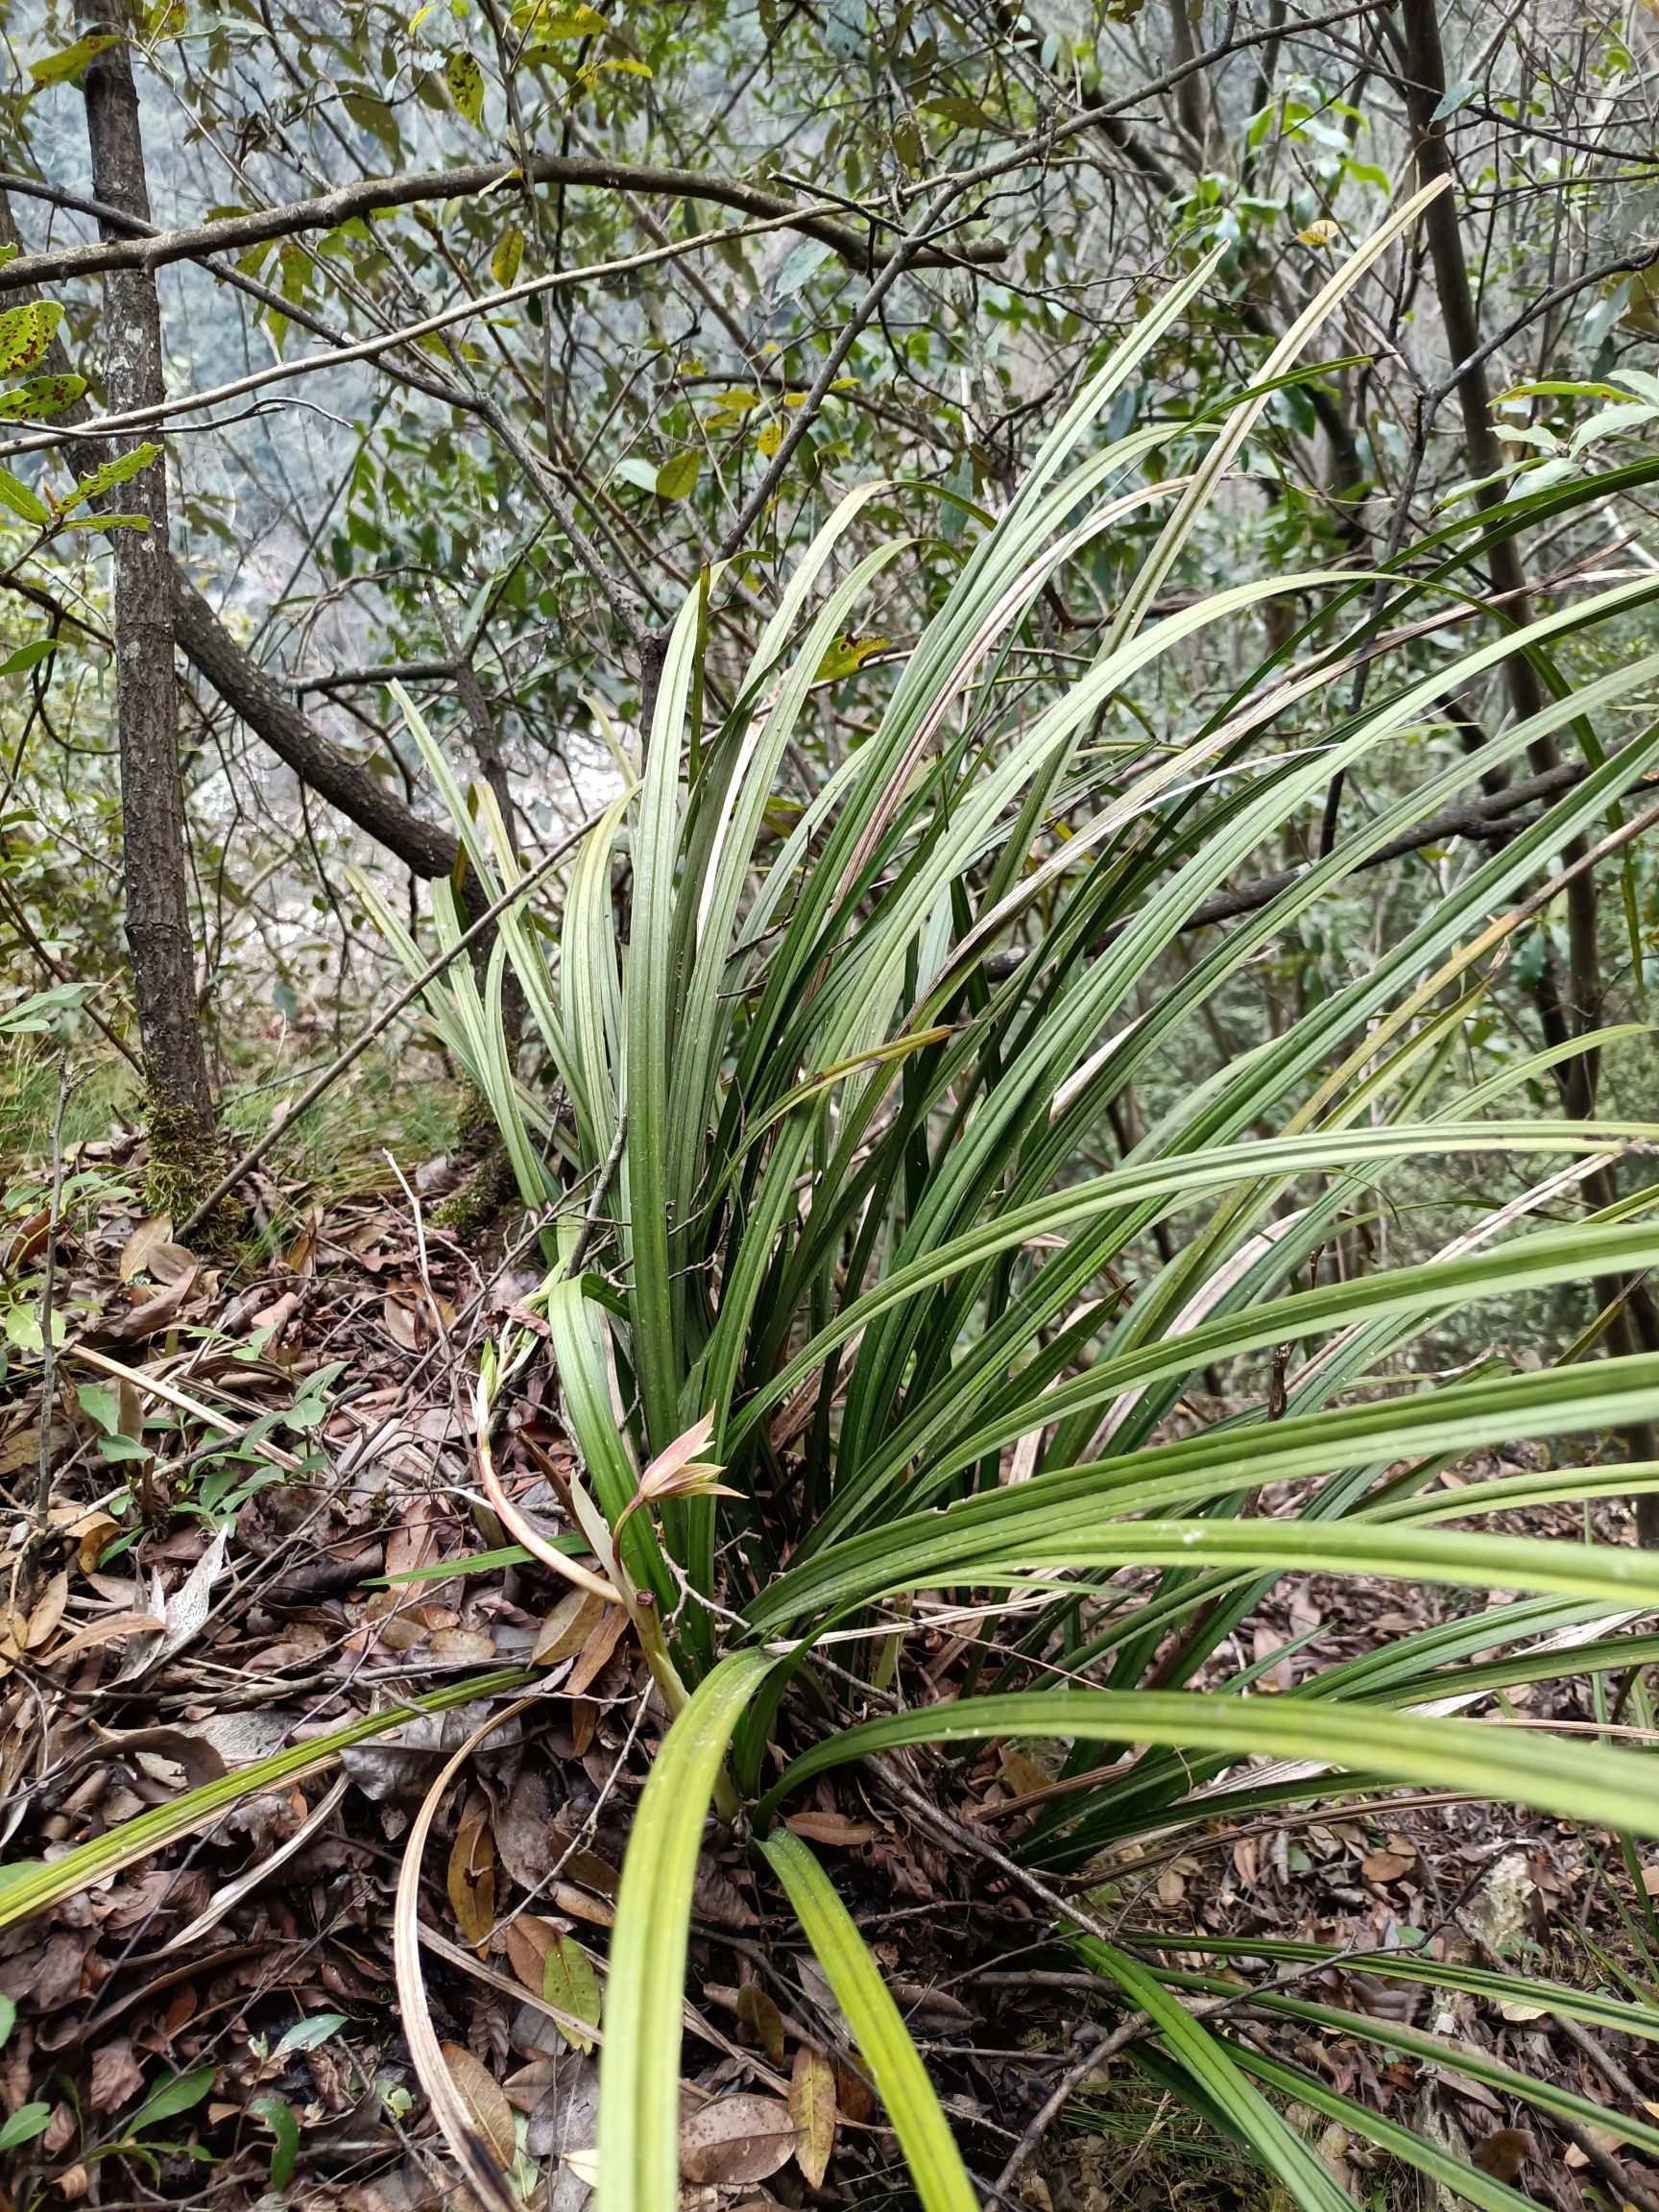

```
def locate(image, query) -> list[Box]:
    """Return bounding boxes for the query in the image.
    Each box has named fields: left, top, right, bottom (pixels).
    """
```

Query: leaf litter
left=1, top=1159, right=1657, bottom=2212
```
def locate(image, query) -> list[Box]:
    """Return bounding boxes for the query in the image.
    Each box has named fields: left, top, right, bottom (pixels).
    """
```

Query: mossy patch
left=434, top=1131, right=518, bottom=1238
left=451, top=1078, right=500, bottom=1156
left=140, top=1070, right=237, bottom=1241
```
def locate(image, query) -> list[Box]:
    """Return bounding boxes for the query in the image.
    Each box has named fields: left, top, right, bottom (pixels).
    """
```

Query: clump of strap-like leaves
left=379, top=208, right=1659, bottom=2212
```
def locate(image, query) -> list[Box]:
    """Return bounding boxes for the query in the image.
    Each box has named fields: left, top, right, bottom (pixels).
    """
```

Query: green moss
left=427, top=1076, right=520, bottom=1238
left=451, top=1078, right=500, bottom=1155
left=434, top=1132, right=518, bottom=1238
left=140, top=1069, right=235, bottom=1239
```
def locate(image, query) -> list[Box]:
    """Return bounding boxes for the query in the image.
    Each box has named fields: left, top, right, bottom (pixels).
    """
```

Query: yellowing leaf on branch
left=509, top=0, right=609, bottom=27
left=491, top=227, right=524, bottom=289
left=920, top=91, right=993, bottom=130
left=28, top=34, right=122, bottom=84
left=815, top=633, right=890, bottom=682
left=444, top=50, right=486, bottom=123
left=655, top=450, right=702, bottom=501
left=703, top=387, right=760, bottom=428
left=1620, top=260, right=1659, bottom=337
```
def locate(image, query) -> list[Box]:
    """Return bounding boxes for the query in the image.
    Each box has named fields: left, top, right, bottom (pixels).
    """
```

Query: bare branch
left=0, top=152, right=1006, bottom=298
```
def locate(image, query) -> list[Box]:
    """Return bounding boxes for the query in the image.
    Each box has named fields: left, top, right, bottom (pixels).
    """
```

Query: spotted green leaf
left=445, top=49, right=486, bottom=123
left=491, top=227, right=524, bottom=289
left=0, top=373, right=86, bottom=421
left=0, top=301, right=62, bottom=375
left=63, top=443, right=162, bottom=511
left=542, top=1932, right=602, bottom=2053
left=27, top=33, right=122, bottom=83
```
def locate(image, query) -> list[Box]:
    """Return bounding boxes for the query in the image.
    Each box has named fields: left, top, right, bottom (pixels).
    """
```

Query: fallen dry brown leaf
left=678, top=2093, right=799, bottom=2186
left=788, top=2044, right=837, bottom=2189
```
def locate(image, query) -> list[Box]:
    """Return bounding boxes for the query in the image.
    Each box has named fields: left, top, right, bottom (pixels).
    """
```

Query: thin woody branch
left=0, top=151, right=1006, bottom=296
left=0, top=190, right=466, bottom=884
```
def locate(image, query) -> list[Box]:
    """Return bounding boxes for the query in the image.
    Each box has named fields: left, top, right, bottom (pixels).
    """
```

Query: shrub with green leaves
left=381, top=209, right=1659, bottom=2211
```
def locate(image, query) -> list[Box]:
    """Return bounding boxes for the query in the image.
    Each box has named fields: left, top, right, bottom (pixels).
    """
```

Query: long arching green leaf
left=625, top=585, right=708, bottom=1455
left=1226, top=2044, right=1539, bottom=2212
left=805, top=1206, right=1659, bottom=1524
left=598, top=1649, right=774, bottom=2212
left=725, top=1121, right=1659, bottom=1455
left=759, top=1831, right=977, bottom=2212
left=545, top=1272, right=672, bottom=1604
left=766, top=1515, right=1659, bottom=1632
left=746, top=1353, right=1659, bottom=1628
left=0, top=1669, right=532, bottom=1936
left=1121, top=1931, right=1659, bottom=2044
left=754, top=1691, right=1659, bottom=1839
left=1080, top=1940, right=1353, bottom=2212
left=1237, top=1987, right=1659, bottom=2159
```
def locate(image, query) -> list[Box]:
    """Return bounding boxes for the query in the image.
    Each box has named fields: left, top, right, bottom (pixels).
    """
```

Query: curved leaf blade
left=758, top=1830, right=976, bottom=2212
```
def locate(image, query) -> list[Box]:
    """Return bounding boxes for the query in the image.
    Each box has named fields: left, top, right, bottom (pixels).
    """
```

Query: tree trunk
left=1397, top=0, right=1659, bottom=1542
left=1394, top=0, right=1600, bottom=1060
left=79, top=9, right=219, bottom=1212
left=1165, top=0, right=1211, bottom=162
left=0, top=189, right=463, bottom=885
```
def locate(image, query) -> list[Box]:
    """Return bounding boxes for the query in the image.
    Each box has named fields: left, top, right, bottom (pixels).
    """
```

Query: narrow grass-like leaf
left=598, top=1649, right=773, bottom=2212
left=758, top=1830, right=977, bottom=2212
left=747, top=1355, right=1659, bottom=1629
left=1225, top=2045, right=1538, bottom=2212
left=755, top=1690, right=1659, bottom=1839
left=626, top=586, right=706, bottom=1453
left=1081, top=1940, right=1352, bottom=2210
left=0, top=1670, right=532, bottom=1935
left=1127, top=1931, right=1659, bottom=2043
left=727, top=1122, right=1659, bottom=1455
left=1236, top=1986, right=1659, bottom=2158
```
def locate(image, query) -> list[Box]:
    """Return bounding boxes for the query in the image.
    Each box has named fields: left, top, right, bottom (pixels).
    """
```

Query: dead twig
left=1557, top=2117, right=1659, bottom=2212
left=20, top=1058, right=79, bottom=1601
left=393, top=1693, right=542, bottom=2212
left=993, top=2022, right=1118, bottom=2197
left=61, top=1345, right=303, bottom=1474
left=566, top=1112, right=627, bottom=1274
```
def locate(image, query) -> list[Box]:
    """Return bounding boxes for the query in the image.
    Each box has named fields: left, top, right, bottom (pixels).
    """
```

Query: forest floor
left=2, top=1127, right=1657, bottom=2212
